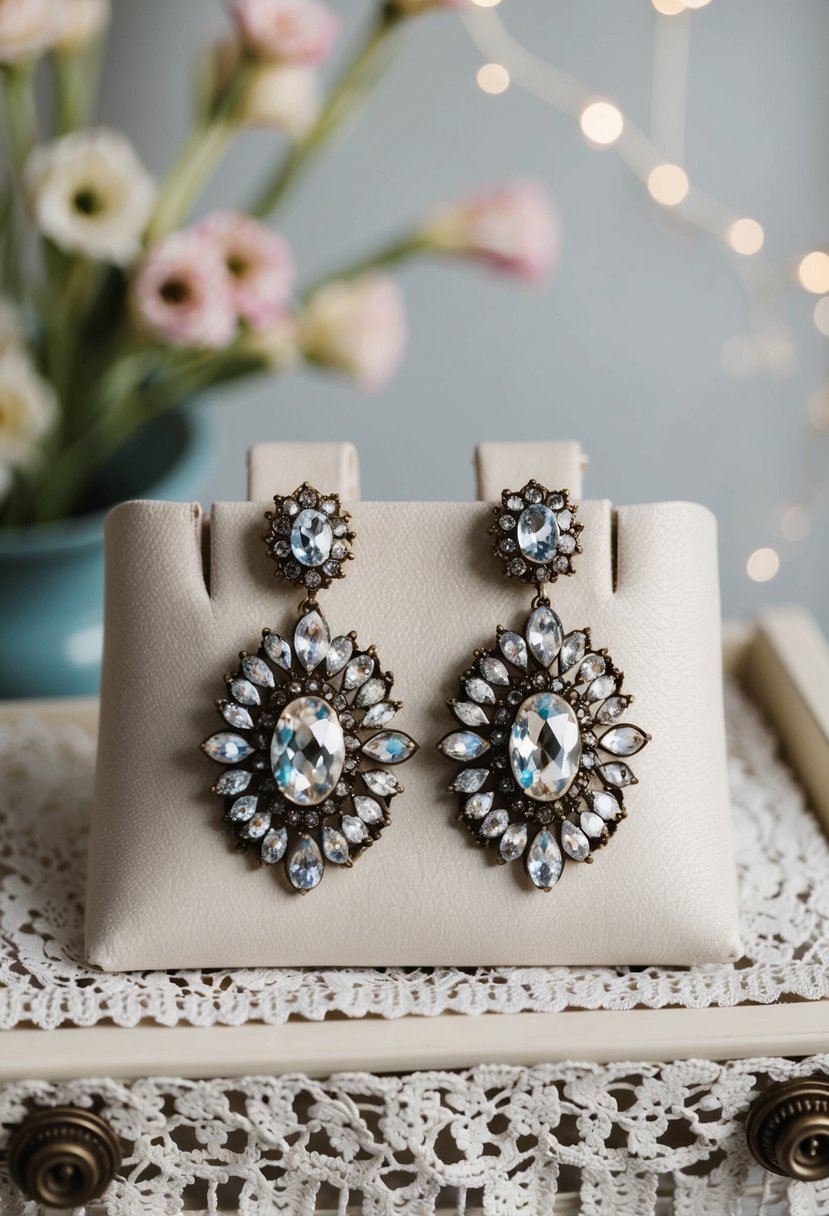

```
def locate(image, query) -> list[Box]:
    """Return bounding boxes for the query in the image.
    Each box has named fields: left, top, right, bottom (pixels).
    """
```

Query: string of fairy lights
left=464, top=0, right=829, bottom=586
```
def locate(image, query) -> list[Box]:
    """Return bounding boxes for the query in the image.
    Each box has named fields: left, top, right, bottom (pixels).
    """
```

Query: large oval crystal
left=517, top=504, right=559, bottom=564
left=290, top=508, right=333, bottom=567
left=509, top=691, right=581, bottom=802
left=271, top=695, right=345, bottom=806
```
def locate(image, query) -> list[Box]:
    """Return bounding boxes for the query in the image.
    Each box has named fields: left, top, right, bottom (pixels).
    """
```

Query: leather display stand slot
left=85, top=441, right=739, bottom=969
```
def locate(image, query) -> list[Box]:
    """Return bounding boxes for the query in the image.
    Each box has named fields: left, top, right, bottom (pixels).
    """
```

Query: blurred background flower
left=0, top=0, right=826, bottom=699
left=0, top=0, right=560, bottom=694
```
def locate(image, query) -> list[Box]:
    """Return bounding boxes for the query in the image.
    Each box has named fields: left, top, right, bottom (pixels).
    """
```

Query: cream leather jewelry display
left=85, top=440, right=740, bottom=969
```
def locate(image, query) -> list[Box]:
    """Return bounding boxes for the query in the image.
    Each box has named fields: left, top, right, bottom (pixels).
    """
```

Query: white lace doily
left=1, top=682, right=828, bottom=1030
left=0, top=1057, right=825, bottom=1215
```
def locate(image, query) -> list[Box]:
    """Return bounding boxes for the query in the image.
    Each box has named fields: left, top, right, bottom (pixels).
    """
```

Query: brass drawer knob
left=746, top=1078, right=829, bottom=1181
left=6, top=1106, right=121, bottom=1207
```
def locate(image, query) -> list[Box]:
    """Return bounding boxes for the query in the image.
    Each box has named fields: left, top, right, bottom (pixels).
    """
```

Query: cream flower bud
left=25, top=128, right=156, bottom=266
left=0, top=350, right=57, bottom=480
left=301, top=275, right=407, bottom=392
left=52, top=0, right=110, bottom=53
left=242, top=62, right=321, bottom=139
left=0, top=0, right=53, bottom=64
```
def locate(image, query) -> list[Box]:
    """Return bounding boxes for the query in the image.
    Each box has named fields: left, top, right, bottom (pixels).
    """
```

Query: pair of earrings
left=202, top=481, right=650, bottom=894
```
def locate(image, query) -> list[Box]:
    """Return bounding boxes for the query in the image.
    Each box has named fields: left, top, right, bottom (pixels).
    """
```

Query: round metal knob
left=746, top=1079, right=829, bottom=1181
left=6, top=1106, right=121, bottom=1207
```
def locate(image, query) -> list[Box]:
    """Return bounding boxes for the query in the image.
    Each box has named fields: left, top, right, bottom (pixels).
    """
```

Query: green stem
left=249, top=12, right=403, bottom=220
left=1, top=62, right=38, bottom=175
left=145, top=63, right=253, bottom=243
left=302, top=232, right=429, bottom=299
left=52, top=39, right=104, bottom=134
left=24, top=347, right=266, bottom=523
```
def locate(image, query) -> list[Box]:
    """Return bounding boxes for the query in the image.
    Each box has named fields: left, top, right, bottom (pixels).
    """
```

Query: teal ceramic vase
left=0, top=407, right=213, bottom=699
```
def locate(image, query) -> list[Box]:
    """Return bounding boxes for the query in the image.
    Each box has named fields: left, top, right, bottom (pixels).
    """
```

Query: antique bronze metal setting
left=202, top=484, right=418, bottom=893
left=438, top=481, right=650, bottom=892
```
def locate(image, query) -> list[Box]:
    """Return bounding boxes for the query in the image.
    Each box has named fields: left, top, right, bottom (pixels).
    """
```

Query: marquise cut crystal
left=362, top=701, right=397, bottom=728
left=362, top=731, right=416, bottom=764
left=203, top=733, right=254, bottom=764
left=465, top=791, right=494, bottom=819
left=559, top=631, right=587, bottom=673
left=287, top=835, right=324, bottom=891
left=353, top=795, right=383, bottom=824
left=271, top=695, right=345, bottom=806
left=221, top=703, right=253, bottom=731
left=452, top=701, right=489, bottom=727
left=261, top=826, right=288, bottom=864
left=355, top=678, right=386, bottom=708
left=525, top=829, right=563, bottom=891
left=509, top=692, right=581, bottom=802
left=241, top=656, right=274, bottom=688
left=326, top=635, right=353, bottom=676
left=600, top=725, right=648, bottom=756
left=561, top=821, right=590, bottom=861
left=499, top=631, right=528, bottom=670
left=263, top=633, right=292, bottom=670
left=499, top=821, right=528, bottom=862
left=294, top=610, right=329, bottom=672
left=526, top=606, right=564, bottom=668
left=214, top=769, right=252, bottom=796
left=439, top=731, right=489, bottom=762
left=322, top=825, right=349, bottom=864
left=362, top=769, right=402, bottom=797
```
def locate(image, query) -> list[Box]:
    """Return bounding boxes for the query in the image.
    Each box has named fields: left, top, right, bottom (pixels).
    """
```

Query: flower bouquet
left=0, top=0, right=557, bottom=529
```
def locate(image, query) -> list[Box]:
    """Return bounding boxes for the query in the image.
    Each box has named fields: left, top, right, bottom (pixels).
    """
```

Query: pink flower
left=231, top=0, right=339, bottom=65
left=301, top=275, right=407, bottom=392
left=424, top=180, right=560, bottom=282
left=131, top=231, right=237, bottom=350
left=195, top=210, right=295, bottom=331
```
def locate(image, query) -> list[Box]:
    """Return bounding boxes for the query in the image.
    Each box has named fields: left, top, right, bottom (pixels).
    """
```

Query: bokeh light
left=813, top=296, right=829, bottom=336
left=580, top=101, right=624, bottom=146
left=727, top=218, right=764, bottom=256
left=746, top=547, right=780, bottom=583
left=647, top=163, right=689, bottom=206
left=476, top=63, right=510, bottom=95
left=797, top=250, right=829, bottom=294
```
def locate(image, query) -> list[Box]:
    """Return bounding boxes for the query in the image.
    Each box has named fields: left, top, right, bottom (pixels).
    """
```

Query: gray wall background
left=101, top=0, right=829, bottom=626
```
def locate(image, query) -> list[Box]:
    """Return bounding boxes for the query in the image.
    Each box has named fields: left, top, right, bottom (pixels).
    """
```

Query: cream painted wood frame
left=0, top=604, right=827, bottom=1082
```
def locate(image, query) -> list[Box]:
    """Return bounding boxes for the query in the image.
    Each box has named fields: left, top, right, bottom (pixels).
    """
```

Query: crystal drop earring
left=202, top=484, right=418, bottom=893
left=438, top=481, right=650, bottom=892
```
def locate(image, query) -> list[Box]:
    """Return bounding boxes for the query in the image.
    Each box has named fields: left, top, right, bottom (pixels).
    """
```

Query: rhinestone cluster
left=438, top=604, right=650, bottom=891
left=489, top=481, right=583, bottom=587
left=202, top=608, right=417, bottom=892
left=263, top=483, right=355, bottom=593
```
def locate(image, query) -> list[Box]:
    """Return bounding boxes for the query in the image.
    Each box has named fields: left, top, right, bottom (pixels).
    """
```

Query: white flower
left=52, top=0, right=110, bottom=53
left=242, top=62, right=321, bottom=139
left=301, top=275, right=407, bottom=391
left=0, top=350, right=57, bottom=482
left=25, top=128, right=156, bottom=266
left=0, top=0, right=53, bottom=64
